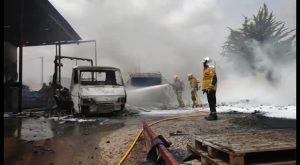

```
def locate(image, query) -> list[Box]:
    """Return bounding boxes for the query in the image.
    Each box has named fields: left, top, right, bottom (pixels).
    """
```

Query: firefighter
left=171, top=75, right=185, bottom=107
left=202, top=57, right=218, bottom=120
left=187, top=73, right=201, bottom=108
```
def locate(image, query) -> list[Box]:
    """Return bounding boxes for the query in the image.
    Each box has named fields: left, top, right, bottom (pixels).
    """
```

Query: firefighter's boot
left=205, top=113, right=218, bottom=121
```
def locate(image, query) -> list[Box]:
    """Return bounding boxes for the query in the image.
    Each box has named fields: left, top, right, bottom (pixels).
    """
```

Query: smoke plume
left=22, top=0, right=296, bottom=105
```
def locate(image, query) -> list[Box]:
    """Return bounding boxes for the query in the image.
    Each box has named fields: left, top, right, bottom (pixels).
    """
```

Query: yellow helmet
left=187, top=73, right=193, bottom=77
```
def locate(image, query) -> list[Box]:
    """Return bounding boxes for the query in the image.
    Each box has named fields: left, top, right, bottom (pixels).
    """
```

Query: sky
left=21, top=0, right=296, bottom=105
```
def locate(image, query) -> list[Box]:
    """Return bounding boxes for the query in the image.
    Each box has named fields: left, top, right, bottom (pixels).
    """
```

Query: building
left=4, top=0, right=81, bottom=112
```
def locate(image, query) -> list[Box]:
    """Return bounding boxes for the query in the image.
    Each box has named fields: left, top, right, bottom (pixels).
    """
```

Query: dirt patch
left=108, top=113, right=296, bottom=164
left=229, top=113, right=296, bottom=129
left=98, top=122, right=148, bottom=165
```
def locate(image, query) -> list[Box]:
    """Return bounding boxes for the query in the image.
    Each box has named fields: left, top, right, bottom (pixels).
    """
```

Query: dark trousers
left=206, top=90, right=216, bottom=114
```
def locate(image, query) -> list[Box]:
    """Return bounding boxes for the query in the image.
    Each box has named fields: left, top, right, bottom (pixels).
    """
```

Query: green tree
left=222, top=4, right=296, bottom=81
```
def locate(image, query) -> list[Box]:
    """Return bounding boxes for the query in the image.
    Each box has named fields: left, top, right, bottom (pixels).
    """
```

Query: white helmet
left=202, top=57, right=211, bottom=63
left=202, top=57, right=215, bottom=67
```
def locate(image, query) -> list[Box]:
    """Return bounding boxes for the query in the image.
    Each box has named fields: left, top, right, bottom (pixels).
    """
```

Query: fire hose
left=117, top=111, right=209, bottom=165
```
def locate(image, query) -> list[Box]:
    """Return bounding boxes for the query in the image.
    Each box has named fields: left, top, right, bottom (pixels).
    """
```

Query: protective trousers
left=176, top=91, right=185, bottom=107
left=191, top=89, right=200, bottom=107
left=206, top=90, right=216, bottom=114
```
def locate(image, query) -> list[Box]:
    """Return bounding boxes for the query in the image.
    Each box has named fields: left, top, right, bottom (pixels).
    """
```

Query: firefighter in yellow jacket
left=202, top=57, right=218, bottom=120
left=187, top=73, right=201, bottom=108
left=171, top=75, right=185, bottom=107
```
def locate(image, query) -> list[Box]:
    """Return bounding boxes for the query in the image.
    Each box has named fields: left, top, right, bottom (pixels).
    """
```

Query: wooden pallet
left=187, top=131, right=296, bottom=165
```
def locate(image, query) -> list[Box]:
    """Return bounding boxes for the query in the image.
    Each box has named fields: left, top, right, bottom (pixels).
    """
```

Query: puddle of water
left=4, top=116, right=125, bottom=141
left=17, top=118, right=53, bottom=141
left=4, top=116, right=126, bottom=165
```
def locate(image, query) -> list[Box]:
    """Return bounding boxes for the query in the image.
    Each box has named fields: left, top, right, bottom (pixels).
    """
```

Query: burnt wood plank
left=251, top=160, right=296, bottom=165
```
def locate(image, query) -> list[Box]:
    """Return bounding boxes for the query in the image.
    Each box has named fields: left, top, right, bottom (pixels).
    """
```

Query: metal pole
left=41, top=56, right=44, bottom=85
left=18, top=0, right=24, bottom=113
left=58, top=43, right=61, bottom=84
left=18, top=46, right=23, bottom=113
left=54, top=44, right=58, bottom=86
left=94, top=41, right=97, bottom=66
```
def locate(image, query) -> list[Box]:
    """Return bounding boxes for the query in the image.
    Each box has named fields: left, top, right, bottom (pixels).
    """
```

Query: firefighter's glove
left=207, top=88, right=211, bottom=93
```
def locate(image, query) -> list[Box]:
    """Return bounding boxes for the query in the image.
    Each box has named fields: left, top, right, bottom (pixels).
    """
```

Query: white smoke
left=21, top=0, right=295, bottom=106
left=217, top=39, right=296, bottom=105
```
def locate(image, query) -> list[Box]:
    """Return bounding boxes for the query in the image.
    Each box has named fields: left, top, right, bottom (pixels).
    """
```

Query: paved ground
left=4, top=110, right=296, bottom=165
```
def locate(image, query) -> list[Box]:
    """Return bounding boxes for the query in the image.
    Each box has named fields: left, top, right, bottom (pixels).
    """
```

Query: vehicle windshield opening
left=80, top=70, right=123, bottom=86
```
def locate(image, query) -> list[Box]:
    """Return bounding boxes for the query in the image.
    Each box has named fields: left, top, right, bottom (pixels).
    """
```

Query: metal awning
left=4, top=0, right=82, bottom=46
left=4, top=0, right=83, bottom=113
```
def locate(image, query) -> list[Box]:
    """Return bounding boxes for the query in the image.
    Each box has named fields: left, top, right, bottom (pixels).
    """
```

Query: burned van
left=70, top=66, right=126, bottom=114
left=126, top=72, right=165, bottom=88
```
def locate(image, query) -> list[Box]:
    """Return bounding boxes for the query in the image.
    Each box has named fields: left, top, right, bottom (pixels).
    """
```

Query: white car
left=70, top=66, right=126, bottom=114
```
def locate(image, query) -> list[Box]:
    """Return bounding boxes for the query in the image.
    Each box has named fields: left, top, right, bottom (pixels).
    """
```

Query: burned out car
left=70, top=66, right=126, bottom=114
left=126, top=72, right=168, bottom=88
left=125, top=72, right=177, bottom=108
